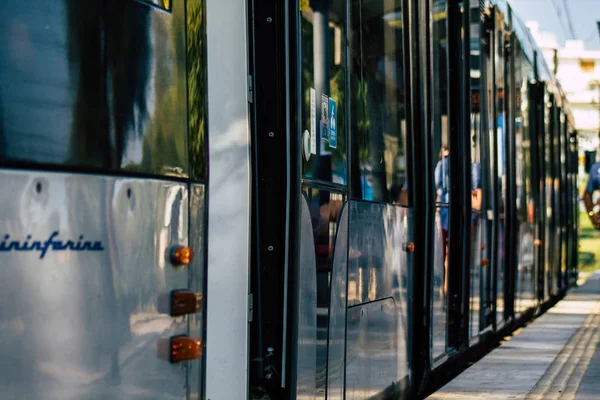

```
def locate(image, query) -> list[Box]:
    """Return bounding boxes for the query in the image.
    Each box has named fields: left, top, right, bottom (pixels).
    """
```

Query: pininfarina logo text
left=0, top=232, right=105, bottom=259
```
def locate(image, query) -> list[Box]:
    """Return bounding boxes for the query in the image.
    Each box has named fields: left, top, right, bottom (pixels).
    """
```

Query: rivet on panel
left=267, top=245, right=274, bottom=251
left=268, top=132, right=275, bottom=137
left=266, top=17, right=273, bottom=22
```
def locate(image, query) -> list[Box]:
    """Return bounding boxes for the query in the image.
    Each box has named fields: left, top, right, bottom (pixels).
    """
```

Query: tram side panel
left=0, top=172, right=202, bottom=399
left=0, top=1, right=208, bottom=398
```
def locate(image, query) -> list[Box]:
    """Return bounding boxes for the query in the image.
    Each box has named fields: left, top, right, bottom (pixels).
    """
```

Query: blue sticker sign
left=329, top=97, right=337, bottom=149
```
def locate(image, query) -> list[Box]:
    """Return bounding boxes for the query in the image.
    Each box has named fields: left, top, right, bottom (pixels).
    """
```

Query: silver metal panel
left=326, top=205, right=348, bottom=400
left=480, top=218, right=493, bottom=331
left=431, top=210, right=447, bottom=358
left=346, top=201, right=410, bottom=387
left=516, top=222, right=535, bottom=314
left=347, top=202, right=409, bottom=307
left=470, top=215, right=482, bottom=341
left=204, top=0, right=251, bottom=395
left=295, top=196, right=317, bottom=399
left=496, top=221, right=506, bottom=325
left=345, top=298, right=397, bottom=400
left=0, top=0, right=189, bottom=176
left=187, top=184, right=206, bottom=400
left=0, top=170, right=189, bottom=399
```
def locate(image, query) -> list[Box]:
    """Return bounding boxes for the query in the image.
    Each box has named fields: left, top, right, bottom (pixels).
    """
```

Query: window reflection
left=350, top=0, right=409, bottom=205
left=140, top=0, right=171, bottom=11
left=301, top=0, right=347, bottom=184
left=303, top=187, right=343, bottom=397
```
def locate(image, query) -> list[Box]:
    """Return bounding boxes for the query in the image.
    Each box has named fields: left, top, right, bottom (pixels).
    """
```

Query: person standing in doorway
left=435, top=146, right=450, bottom=306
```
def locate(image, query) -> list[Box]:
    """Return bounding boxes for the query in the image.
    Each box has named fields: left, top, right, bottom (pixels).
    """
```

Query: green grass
left=578, top=211, right=600, bottom=275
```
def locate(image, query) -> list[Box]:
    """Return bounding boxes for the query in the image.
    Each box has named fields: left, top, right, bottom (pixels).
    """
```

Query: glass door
left=478, top=8, right=495, bottom=333
left=492, top=9, right=508, bottom=328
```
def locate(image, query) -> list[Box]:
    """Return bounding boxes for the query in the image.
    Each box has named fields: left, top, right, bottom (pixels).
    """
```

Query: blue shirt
left=435, top=156, right=450, bottom=230
left=586, top=162, right=600, bottom=194
left=435, top=159, right=483, bottom=230
left=471, top=162, right=481, bottom=191
left=471, top=162, right=482, bottom=223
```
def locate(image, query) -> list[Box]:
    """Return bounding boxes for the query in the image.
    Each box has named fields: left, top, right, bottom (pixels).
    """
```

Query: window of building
left=579, top=59, right=595, bottom=73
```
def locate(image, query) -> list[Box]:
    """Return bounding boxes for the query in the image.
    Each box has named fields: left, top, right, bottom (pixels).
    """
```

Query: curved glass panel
left=299, top=187, right=344, bottom=398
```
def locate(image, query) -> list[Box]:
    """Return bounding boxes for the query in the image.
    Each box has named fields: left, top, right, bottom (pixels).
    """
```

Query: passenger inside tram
left=472, top=162, right=482, bottom=212
left=390, top=183, right=409, bottom=206
left=583, top=157, right=600, bottom=229
left=435, top=146, right=450, bottom=304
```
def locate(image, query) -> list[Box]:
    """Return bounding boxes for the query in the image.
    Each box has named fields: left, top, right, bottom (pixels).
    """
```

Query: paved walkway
left=428, top=272, right=600, bottom=400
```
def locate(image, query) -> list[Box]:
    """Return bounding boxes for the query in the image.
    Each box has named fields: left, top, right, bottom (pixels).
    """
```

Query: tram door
left=429, top=0, right=452, bottom=360
left=530, top=81, right=548, bottom=305
left=468, top=1, right=484, bottom=341
left=542, top=92, right=554, bottom=300
left=513, top=44, right=538, bottom=316
left=287, top=0, right=415, bottom=398
left=491, top=9, right=509, bottom=329
left=478, top=8, right=496, bottom=332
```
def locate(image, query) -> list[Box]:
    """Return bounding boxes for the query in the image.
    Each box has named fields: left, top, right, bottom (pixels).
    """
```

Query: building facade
left=528, top=22, right=600, bottom=185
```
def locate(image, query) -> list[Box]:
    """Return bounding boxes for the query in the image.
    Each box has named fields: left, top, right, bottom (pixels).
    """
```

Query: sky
left=509, top=0, right=600, bottom=50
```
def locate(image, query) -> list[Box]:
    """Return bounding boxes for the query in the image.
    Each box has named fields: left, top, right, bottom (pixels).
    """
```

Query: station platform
left=428, top=272, right=600, bottom=400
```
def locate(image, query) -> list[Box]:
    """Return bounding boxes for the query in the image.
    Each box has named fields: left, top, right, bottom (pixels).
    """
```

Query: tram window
left=468, top=0, right=483, bottom=341
left=519, top=57, right=535, bottom=225
left=188, top=0, right=207, bottom=180
left=469, top=7, right=482, bottom=213
left=137, top=0, right=172, bottom=11
left=301, top=0, right=347, bottom=185
left=432, top=0, right=449, bottom=208
left=349, top=0, right=408, bottom=205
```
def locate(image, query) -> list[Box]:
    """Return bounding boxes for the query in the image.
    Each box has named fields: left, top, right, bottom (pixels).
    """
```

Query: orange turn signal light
left=171, top=290, right=203, bottom=317
left=171, top=246, right=194, bottom=266
left=481, top=259, right=489, bottom=267
left=402, top=242, right=415, bottom=253
left=158, top=336, right=202, bottom=363
left=534, top=239, right=542, bottom=247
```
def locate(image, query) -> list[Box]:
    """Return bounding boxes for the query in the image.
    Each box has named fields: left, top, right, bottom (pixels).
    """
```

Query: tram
left=0, top=0, right=578, bottom=399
